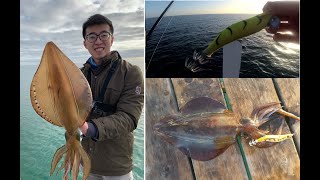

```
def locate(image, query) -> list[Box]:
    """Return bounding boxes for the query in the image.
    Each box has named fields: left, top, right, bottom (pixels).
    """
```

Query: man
left=79, top=14, right=144, bottom=180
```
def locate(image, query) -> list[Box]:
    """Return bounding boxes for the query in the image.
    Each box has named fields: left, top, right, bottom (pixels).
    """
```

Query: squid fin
left=178, top=144, right=233, bottom=161
left=181, top=97, right=227, bottom=116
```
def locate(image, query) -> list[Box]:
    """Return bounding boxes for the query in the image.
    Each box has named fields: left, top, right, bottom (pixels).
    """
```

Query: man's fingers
left=266, top=22, right=298, bottom=34
left=263, top=1, right=299, bottom=17
left=273, top=33, right=299, bottom=44
left=278, top=23, right=292, bottom=32
left=265, top=26, right=277, bottom=34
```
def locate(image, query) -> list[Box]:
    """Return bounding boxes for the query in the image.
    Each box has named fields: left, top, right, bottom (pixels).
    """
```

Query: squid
left=30, top=42, right=92, bottom=179
left=185, top=13, right=280, bottom=70
left=154, top=97, right=299, bottom=161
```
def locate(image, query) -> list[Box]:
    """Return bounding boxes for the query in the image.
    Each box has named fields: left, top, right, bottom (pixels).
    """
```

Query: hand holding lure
left=185, top=13, right=280, bottom=72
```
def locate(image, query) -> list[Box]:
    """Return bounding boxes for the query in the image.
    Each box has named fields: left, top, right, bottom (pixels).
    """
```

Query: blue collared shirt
left=88, top=57, right=100, bottom=70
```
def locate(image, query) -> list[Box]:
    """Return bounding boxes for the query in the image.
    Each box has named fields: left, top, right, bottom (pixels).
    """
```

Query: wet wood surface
left=274, top=78, right=300, bottom=153
left=146, top=78, right=300, bottom=180
left=223, top=78, right=300, bottom=180
left=145, top=78, right=194, bottom=180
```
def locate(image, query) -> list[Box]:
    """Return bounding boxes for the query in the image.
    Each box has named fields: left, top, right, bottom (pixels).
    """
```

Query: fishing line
left=219, top=78, right=253, bottom=180
left=272, top=78, right=300, bottom=156
left=146, top=16, right=174, bottom=73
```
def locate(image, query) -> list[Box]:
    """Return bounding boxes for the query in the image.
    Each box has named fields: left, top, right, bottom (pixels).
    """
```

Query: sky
left=20, top=0, right=145, bottom=69
left=146, top=0, right=299, bottom=18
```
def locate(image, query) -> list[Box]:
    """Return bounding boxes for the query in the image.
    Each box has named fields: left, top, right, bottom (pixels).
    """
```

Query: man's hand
left=80, top=122, right=89, bottom=135
left=263, top=1, right=299, bottom=43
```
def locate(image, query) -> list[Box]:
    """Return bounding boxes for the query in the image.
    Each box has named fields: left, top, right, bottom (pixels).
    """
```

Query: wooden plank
left=145, top=78, right=194, bottom=180
left=171, top=78, right=248, bottom=180
left=224, top=78, right=300, bottom=179
left=274, top=78, right=300, bottom=153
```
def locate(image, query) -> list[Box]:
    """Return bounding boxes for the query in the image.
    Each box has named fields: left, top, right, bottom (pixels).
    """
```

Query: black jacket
left=80, top=51, right=144, bottom=176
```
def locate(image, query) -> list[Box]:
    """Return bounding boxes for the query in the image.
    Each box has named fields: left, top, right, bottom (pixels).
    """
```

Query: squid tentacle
left=50, top=134, right=91, bottom=180
left=50, top=145, right=67, bottom=176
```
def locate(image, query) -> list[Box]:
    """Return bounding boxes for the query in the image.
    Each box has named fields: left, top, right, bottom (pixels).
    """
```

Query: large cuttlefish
left=30, top=41, right=92, bottom=179
left=154, top=97, right=300, bottom=161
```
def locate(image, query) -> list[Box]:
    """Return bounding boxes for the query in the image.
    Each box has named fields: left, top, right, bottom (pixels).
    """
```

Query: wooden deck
left=145, top=78, right=300, bottom=180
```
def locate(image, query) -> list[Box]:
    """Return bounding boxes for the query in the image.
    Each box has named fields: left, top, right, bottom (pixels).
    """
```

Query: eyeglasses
left=85, top=31, right=112, bottom=43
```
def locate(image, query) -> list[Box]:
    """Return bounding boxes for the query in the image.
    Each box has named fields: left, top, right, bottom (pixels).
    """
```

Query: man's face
left=83, top=24, right=114, bottom=64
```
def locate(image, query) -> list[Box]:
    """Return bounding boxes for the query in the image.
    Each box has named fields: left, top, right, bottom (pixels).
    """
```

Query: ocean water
left=146, top=14, right=300, bottom=77
left=20, top=64, right=144, bottom=180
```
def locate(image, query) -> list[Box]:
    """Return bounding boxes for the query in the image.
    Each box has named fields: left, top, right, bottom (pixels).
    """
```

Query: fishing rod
left=146, top=0, right=175, bottom=73
left=146, top=0, right=174, bottom=41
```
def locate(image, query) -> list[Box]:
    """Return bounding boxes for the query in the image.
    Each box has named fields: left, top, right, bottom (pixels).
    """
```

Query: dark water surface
left=146, top=14, right=299, bottom=77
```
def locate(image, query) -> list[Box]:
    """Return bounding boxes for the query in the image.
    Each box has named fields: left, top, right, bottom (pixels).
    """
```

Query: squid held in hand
left=30, top=42, right=92, bottom=180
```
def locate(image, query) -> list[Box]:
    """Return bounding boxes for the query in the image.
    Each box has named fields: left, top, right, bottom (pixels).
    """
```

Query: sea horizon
left=146, top=14, right=299, bottom=77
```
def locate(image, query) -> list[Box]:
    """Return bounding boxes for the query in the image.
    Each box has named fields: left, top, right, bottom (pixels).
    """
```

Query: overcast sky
left=20, top=0, right=144, bottom=69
